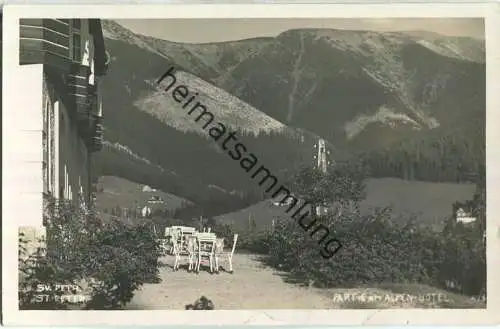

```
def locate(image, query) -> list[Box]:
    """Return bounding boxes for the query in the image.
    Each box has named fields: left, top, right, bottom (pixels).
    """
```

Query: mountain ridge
left=95, top=20, right=485, bottom=219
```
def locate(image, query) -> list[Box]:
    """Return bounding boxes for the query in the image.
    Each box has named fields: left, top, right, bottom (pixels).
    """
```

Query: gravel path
left=126, top=253, right=333, bottom=309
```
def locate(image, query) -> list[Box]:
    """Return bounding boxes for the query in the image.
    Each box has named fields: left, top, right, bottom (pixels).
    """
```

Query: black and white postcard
left=2, top=2, right=499, bottom=326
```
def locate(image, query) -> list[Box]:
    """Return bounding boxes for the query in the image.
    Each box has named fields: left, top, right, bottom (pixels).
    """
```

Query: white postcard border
left=3, top=2, right=500, bottom=326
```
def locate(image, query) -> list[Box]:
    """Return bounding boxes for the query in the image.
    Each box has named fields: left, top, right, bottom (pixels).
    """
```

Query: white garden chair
left=194, top=232, right=217, bottom=273
left=171, top=231, right=182, bottom=271
left=164, top=227, right=178, bottom=255
left=157, top=238, right=170, bottom=256
left=216, top=234, right=238, bottom=274
left=185, top=235, right=198, bottom=272
left=172, top=231, right=199, bottom=272
left=173, top=226, right=197, bottom=252
left=213, top=238, right=225, bottom=273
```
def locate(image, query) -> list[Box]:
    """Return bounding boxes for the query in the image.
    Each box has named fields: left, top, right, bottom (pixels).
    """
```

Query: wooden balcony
left=88, top=114, right=104, bottom=152
left=67, top=64, right=92, bottom=95
left=20, top=19, right=72, bottom=71
left=89, top=137, right=103, bottom=152
left=67, top=64, right=94, bottom=131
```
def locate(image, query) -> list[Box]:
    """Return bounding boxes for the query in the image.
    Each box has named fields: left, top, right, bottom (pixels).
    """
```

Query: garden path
left=126, top=253, right=332, bottom=309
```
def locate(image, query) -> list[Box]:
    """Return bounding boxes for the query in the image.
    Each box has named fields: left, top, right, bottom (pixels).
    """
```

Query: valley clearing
left=125, top=254, right=483, bottom=310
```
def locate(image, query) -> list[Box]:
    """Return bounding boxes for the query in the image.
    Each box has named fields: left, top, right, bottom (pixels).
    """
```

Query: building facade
left=18, top=19, right=108, bottom=244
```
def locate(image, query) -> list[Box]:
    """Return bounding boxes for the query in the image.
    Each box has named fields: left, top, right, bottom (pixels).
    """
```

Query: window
left=72, top=19, right=81, bottom=30
left=42, top=85, right=56, bottom=196
left=49, top=101, right=56, bottom=195
left=42, top=92, right=49, bottom=194
left=70, top=19, right=82, bottom=62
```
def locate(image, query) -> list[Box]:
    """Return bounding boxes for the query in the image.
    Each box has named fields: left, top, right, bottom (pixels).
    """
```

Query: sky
left=114, top=18, right=484, bottom=43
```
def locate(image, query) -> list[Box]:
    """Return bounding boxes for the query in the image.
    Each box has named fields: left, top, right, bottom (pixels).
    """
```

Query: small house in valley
left=453, top=202, right=476, bottom=224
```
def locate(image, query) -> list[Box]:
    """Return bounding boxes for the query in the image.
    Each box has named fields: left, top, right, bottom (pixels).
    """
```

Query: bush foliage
left=245, top=160, right=486, bottom=296
left=19, top=199, right=161, bottom=310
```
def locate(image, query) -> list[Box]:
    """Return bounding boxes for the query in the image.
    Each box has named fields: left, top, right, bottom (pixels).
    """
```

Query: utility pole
left=313, top=138, right=330, bottom=216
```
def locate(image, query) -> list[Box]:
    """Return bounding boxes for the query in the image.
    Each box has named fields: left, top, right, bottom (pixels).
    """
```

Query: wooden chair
left=185, top=235, right=198, bottom=272
left=171, top=232, right=182, bottom=271
left=176, top=227, right=197, bottom=253
left=172, top=231, right=199, bottom=272
left=217, top=234, right=238, bottom=274
left=157, top=238, right=170, bottom=256
left=164, top=227, right=171, bottom=253
left=165, top=227, right=179, bottom=255
left=195, top=232, right=217, bottom=273
left=214, top=238, right=225, bottom=273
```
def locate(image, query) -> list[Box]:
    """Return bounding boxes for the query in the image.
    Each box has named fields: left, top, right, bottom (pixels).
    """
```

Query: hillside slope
left=97, top=24, right=324, bottom=204
left=216, top=178, right=477, bottom=233
left=102, top=20, right=485, bottom=148
left=95, top=20, right=485, bottom=218
left=138, top=71, right=286, bottom=136
left=215, top=29, right=485, bottom=151
left=95, top=175, right=191, bottom=213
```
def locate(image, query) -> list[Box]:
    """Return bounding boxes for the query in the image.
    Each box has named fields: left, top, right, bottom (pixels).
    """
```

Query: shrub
left=264, top=206, right=485, bottom=295
left=211, top=223, right=235, bottom=242
left=185, top=296, right=215, bottom=310
left=238, top=231, right=272, bottom=254
left=18, top=232, right=75, bottom=310
left=259, top=162, right=486, bottom=296
left=18, top=198, right=161, bottom=310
